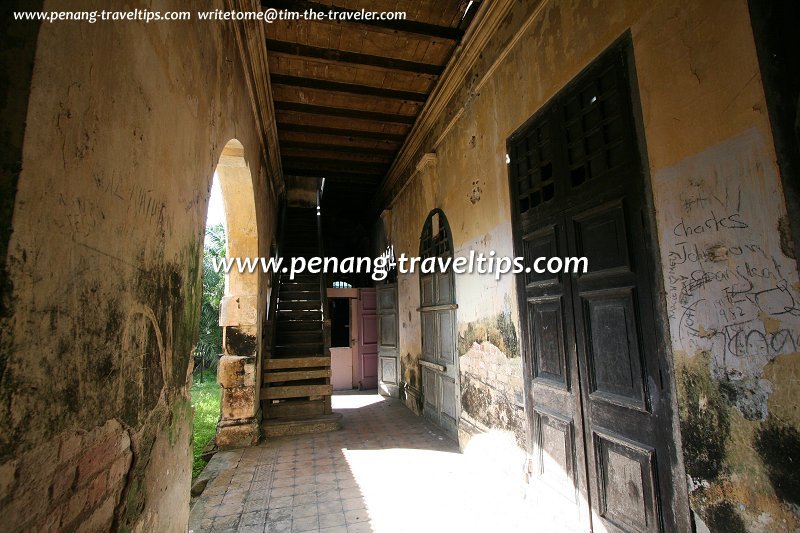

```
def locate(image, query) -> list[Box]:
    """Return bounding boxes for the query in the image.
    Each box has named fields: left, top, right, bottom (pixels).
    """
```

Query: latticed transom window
left=563, top=63, right=626, bottom=188
left=509, top=50, right=633, bottom=217
left=512, top=120, right=554, bottom=213
left=420, top=210, right=452, bottom=260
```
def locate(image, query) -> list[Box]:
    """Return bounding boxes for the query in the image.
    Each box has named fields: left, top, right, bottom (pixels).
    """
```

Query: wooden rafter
left=277, top=123, right=406, bottom=142
left=270, top=74, right=428, bottom=103
left=284, top=167, right=382, bottom=182
left=280, top=140, right=397, bottom=156
left=262, top=0, right=465, bottom=41
left=266, top=39, right=444, bottom=75
left=283, top=156, right=389, bottom=174
left=274, top=101, right=416, bottom=124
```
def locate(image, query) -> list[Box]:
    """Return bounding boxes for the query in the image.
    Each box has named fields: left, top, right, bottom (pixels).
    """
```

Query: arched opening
left=418, top=208, right=460, bottom=438
left=192, top=139, right=262, bottom=481
left=216, top=140, right=258, bottom=299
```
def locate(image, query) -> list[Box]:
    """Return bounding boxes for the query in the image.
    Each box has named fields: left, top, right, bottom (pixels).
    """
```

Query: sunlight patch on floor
left=331, top=391, right=386, bottom=410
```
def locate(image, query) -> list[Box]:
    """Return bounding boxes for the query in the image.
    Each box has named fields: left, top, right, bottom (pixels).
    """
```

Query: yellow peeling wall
left=388, top=0, right=799, bottom=529
left=0, top=1, right=277, bottom=530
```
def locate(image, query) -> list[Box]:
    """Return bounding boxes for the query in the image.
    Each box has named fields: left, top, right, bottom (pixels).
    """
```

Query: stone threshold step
left=262, top=413, right=342, bottom=437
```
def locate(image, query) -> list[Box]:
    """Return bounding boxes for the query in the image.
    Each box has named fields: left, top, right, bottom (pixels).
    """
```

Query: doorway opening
left=329, top=297, right=354, bottom=391
left=507, top=37, right=687, bottom=531
left=419, top=209, right=459, bottom=438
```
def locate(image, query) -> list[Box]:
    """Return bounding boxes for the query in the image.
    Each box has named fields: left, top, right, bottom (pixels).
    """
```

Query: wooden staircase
left=261, top=206, right=341, bottom=437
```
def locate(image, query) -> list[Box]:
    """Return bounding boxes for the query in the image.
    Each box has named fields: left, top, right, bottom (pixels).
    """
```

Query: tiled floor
left=189, top=392, right=533, bottom=533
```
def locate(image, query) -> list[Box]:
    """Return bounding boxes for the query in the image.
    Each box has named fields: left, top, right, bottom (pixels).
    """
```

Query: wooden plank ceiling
left=262, top=0, right=479, bottom=217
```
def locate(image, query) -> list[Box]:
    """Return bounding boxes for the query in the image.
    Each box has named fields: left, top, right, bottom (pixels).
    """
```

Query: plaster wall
left=388, top=0, right=799, bottom=529
left=0, top=1, right=277, bottom=530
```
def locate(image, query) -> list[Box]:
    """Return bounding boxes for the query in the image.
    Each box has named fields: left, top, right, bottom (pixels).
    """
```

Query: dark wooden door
left=509, top=38, right=687, bottom=532
left=377, top=284, right=400, bottom=397
left=358, top=288, right=378, bottom=390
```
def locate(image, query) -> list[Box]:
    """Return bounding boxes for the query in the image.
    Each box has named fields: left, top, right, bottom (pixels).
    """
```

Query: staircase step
left=276, top=320, right=322, bottom=332
left=278, top=300, right=322, bottom=311
left=281, top=273, right=318, bottom=282
left=264, top=369, right=331, bottom=382
left=280, top=290, right=320, bottom=301
left=265, top=357, right=330, bottom=370
left=262, top=413, right=341, bottom=437
left=261, top=384, right=332, bottom=400
left=277, top=310, right=322, bottom=319
left=280, top=282, right=318, bottom=291
left=275, top=343, right=324, bottom=357
left=266, top=399, right=326, bottom=418
left=277, top=329, right=323, bottom=341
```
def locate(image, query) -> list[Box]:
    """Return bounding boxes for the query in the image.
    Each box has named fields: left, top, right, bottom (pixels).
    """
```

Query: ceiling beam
left=284, top=167, right=381, bottom=182
left=271, top=74, right=428, bottom=103
left=263, top=0, right=466, bottom=41
left=283, top=156, right=389, bottom=175
left=266, top=39, right=444, bottom=75
left=277, top=123, right=406, bottom=142
left=274, top=101, right=416, bottom=125
left=280, top=140, right=397, bottom=156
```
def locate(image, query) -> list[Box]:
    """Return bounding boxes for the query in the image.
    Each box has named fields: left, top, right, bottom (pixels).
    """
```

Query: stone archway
left=213, top=139, right=261, bottom=447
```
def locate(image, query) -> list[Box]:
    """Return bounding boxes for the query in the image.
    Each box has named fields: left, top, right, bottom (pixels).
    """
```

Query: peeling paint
left=457, top=310, right=520, bottom=359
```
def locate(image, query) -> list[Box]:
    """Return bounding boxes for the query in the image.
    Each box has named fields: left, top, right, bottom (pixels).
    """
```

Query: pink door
left=358, top=288, right=378, bottom=389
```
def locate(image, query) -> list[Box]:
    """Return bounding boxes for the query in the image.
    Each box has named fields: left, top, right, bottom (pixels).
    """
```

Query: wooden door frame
left=327, top=287, right=360, bottom=388
left=505, top=32, right=690, bottom=532
left=418, top=208, right=460, bottom=438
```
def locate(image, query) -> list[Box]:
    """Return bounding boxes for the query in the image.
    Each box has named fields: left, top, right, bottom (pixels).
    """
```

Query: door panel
left=440, top=375, right=457, bottom=434
left=331, top=347, right=353, bottom=391
left=435, top=271, right=453, bottom=304
left=377, top=284, right=399, bottom=397
left=358, top=288, right=378, bottom=389
left=422, top=366, right=438, bottom=419
left=421, top=276, right=435, bottom=307
left=593, top=430, right=659, bottom=533
left=583, top=288, right=647, bottom=410
left=422, top=312, right=436, bottom=360
left=437, top=310, right=455, bottom=364
left=531, top=297, right=569, bottom=387
left=534, top=410, right=578, bottom=501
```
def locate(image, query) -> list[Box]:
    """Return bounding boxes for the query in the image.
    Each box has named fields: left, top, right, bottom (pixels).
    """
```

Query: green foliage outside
left=191, top=223, right=226, bottom=478
left=195, top=223, right=226, bottom=372
left=191, top=369, right=221, bottom=478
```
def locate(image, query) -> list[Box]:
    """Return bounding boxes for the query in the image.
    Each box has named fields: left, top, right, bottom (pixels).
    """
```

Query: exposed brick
left=76, top=494, right=116, bottom=533
left=62, top=486, right=89, bottom=526
left=107, top=452, right=132, bottom=490
left=50, top=464, right=77, bottom=502
left=42, top=505, right=64, bottom=532
left=59, top=431, right=84, bottom=462
left=77, top=436, right=118, bottom=485
left=86, top=472, right=108, bottom=509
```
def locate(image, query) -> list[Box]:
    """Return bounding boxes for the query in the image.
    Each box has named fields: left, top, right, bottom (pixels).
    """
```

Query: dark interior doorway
left=330, top=298, right=350, bottom=348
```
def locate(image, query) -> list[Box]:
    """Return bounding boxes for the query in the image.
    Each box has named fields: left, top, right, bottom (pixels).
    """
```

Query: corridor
left=189, top=392, right=533, bottom=533
left=3, top=1, right=800, bottom=531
